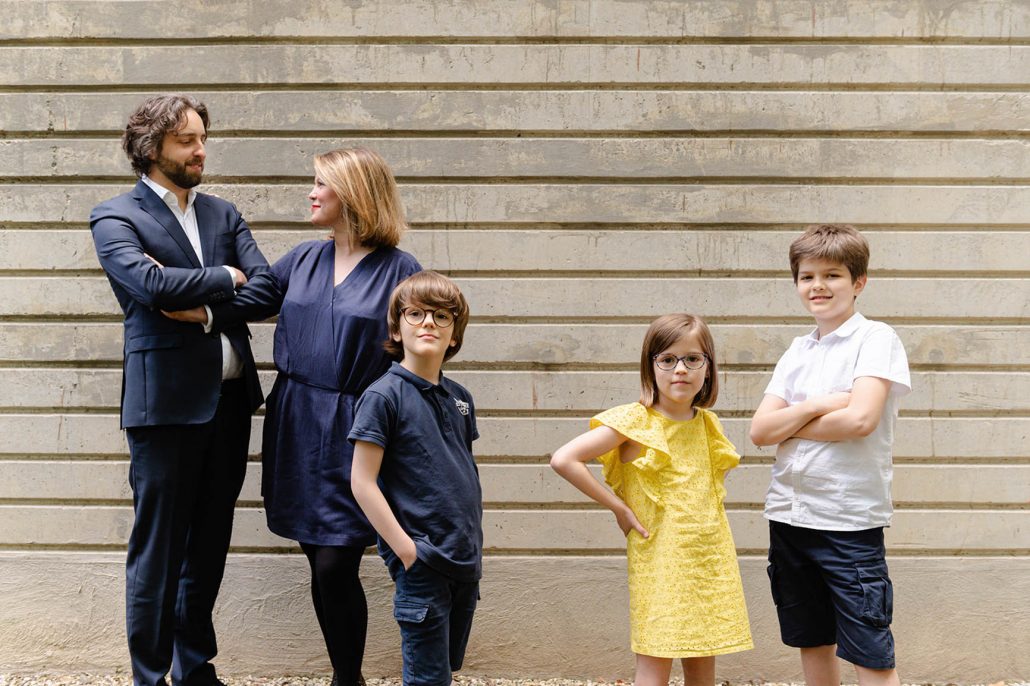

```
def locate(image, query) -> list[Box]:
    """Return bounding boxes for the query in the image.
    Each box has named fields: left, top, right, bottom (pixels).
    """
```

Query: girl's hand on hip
left=615, top=504, right=649, bottom=539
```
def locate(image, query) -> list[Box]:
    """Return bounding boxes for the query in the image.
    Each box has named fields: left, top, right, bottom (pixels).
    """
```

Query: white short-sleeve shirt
left=763, top=312, right=911, bottom=531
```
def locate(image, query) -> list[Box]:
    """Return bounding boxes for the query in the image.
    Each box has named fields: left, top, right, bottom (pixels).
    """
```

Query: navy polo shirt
left=348, top=362, right=483, bottom=582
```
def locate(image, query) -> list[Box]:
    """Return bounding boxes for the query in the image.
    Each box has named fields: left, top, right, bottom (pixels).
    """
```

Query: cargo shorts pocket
left=856, top=563, right=893, bottom=627
left=394, top=601, right=429, bottom=624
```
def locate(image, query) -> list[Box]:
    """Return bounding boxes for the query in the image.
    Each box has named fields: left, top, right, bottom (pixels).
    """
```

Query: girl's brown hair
left=639, top=313, right=719, bottom=408
left=313, top=147, right=407, bottom=248
left=384, top=271, right=470, bottom=362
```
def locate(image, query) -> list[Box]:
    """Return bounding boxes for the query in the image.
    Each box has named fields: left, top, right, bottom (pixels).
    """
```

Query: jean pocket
left=393, top=601, right=429, bottom=624
left=856, top=563, right=893, bottom=627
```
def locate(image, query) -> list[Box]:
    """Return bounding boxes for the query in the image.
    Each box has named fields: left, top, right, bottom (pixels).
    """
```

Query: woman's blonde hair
left=313, top=147, right=407, bottom=248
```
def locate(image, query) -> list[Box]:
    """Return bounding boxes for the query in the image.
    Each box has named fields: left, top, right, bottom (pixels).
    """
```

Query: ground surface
left=0, top=678, right=1024, bottom=686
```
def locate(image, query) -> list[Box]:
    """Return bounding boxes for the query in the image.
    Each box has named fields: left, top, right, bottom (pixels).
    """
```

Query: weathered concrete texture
left=3, top=369, right=1029, bottom=415
left=1, top=414, right=1022, bottom=463
left=1, top=553, right=1027, bottom=681
left=3, top=0, right=1029, bottom=39
left=5, top=183, right=1030, bottom=225
left=3, top=461, right=1029, bottom=509
left=6, top=138, right=1029, bottom=179
left=3, top=275, right=1027, bottom=319
left=4, top=229, right=1030, bottom=273
left=6, top=45, right=1030, bottom=87
left=3, top=92, right=1028, bottom=133
left=3, top=323, right=1027, bottom=368
left=2, top=505, right=1025, bottom=553
left=2, top=0, right=1027, bottom=678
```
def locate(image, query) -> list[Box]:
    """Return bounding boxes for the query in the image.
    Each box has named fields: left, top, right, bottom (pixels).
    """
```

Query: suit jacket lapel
left=132, top=180, right=202, bottom=268
left=194, top=194, right=219, bottom=267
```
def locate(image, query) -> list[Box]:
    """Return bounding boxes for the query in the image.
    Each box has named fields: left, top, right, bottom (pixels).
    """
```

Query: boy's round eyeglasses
left=652, top=353, right=708, bottom=371
left=402, top=306, right=455, bottom=328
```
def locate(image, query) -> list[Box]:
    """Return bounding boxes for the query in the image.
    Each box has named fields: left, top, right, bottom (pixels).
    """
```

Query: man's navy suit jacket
left=90, top=180, right=274, bottom=428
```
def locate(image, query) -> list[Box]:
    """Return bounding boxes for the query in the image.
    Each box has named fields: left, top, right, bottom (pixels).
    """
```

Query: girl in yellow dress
left=551, top=313, right=752, bottom=685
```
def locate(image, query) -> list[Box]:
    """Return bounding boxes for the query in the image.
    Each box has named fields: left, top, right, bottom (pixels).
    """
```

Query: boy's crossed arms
left=750, top=376, right=893, bottom=447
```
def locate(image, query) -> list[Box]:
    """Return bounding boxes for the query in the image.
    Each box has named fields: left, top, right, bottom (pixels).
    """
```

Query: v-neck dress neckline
left=331, top=242, right=379, bottom=290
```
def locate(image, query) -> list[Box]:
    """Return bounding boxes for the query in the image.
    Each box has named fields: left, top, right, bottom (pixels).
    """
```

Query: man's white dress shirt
left=141, top=175, right=242, bottom=380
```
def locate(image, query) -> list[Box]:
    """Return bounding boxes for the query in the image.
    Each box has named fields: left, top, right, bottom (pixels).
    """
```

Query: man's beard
left=152, top=153, right=203, bottom=189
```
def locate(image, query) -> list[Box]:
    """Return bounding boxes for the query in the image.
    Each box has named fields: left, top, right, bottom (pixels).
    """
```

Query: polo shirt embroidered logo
left=454, top=398, right=470, bottom=415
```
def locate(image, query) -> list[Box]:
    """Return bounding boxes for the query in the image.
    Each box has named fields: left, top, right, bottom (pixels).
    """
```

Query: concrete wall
left=1, top=1, right=1027, bottom=680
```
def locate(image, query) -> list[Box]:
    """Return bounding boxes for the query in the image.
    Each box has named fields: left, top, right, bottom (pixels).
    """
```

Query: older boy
left=349, top=271, right=481, bottom=686
left=750, top=224, right=911, bottom=686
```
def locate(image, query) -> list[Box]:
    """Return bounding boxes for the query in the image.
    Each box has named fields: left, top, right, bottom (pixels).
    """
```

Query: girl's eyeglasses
left=652, top=353, right=708, bottom=371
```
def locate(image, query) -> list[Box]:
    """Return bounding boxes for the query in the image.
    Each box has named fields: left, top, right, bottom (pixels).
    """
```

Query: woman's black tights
left=300, top=543, right=367, bottom=685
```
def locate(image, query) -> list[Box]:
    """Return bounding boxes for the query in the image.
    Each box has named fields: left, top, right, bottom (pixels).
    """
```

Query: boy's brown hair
left=385, top=271, right=470, bottom=362
left=789, top=224, right=869, bottom=283
left=313, top=147, right=407, bottom=249
left=639, top=313, right=719, bottom=409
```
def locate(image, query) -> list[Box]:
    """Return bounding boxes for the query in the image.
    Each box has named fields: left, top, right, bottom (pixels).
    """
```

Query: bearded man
left=90, top=94, right=275, bottom=686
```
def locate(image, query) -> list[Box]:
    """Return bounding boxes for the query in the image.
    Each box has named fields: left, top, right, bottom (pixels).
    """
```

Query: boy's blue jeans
left=392, top=559, right=479, bottom=686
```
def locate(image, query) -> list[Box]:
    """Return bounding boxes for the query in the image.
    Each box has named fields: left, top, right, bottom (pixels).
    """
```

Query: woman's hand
left=615, top=503, right=649, bottom=539
left=161, top=306, right=209, bottom=324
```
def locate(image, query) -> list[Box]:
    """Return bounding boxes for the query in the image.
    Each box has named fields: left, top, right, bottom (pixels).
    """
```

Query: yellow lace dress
left=592, top=402, right=753, bottom=658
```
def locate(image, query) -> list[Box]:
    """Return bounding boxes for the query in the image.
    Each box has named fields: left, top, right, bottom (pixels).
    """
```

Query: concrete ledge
left=4, top=1, right=1029, bottom=40
left=4, top=229, right=1030, bottom=273
left=5, top=138, right=1030, bottom=180
left=3, top=92, right=1027, bottom=133
left=0, top=414, right=1025, bottom=461
left=2, top=275, right=1026, bottom=319
left=6, top=45, right=1029, bottom=87
left=1, top=552, right=1027, bottom=681
left=1, top=506, right=1026, bottom=553
left=1, top=461, right=1027, bottom=508
left=2, top=323, right=1026, bottom=368
left=2, top=369, right=1027, bottom=414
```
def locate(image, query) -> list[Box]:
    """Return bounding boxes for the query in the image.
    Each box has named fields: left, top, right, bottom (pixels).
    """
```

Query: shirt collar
left=388, top=361, right=447, bottom=393
left=141, top=174, right=197, bottom=213
left=804, top=311, right=867, bottom=344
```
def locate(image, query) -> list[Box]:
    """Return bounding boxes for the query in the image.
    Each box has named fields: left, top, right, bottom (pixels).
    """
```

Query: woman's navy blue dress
left=261, top=240, right=421, bottom=546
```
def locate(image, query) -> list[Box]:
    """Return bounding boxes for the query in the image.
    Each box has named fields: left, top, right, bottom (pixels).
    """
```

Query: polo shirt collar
left=804, top=311, right=867, bottom=344
left=388, top=361, right=447, bottom=393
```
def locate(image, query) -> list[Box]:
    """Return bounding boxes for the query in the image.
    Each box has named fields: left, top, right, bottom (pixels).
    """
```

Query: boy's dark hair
left=122, top=94, right=209, bottom=178
left=789, top=224, right=869, bottom=283
left=385, top=271, right=470, bottom=362
left=639, top=313, right=719, bottom=409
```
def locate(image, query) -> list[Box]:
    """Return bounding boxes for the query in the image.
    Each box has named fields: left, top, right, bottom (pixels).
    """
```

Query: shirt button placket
left=435, top=392, right=453, bottom=434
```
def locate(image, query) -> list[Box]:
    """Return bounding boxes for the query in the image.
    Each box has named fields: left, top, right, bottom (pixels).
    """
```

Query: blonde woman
left=190, top=148, right=421, bottom=685
left=267, top=148, right=421, bottom=685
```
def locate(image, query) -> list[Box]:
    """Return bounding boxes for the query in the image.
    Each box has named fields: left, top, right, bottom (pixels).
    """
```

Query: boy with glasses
left=349, top=271, right=482, bottom=686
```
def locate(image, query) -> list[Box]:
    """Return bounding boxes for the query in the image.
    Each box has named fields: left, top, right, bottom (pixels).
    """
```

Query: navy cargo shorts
left=767, top=520, right=895, bottom=670
left=392, top=558, right=479, bottom=686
